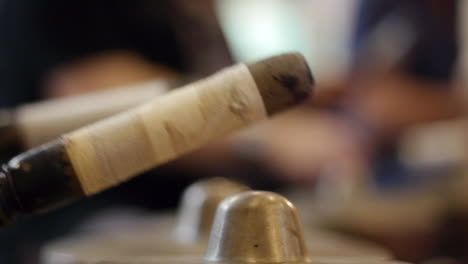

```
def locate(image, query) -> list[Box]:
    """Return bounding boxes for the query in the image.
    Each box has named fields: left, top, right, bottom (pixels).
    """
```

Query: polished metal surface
left=205, top=191, right=309, bottom=263
left=174, top=177, right=249, bottom=243
left=80, top=257, right=409, bottom=264
left=74, top=191, right=409, bottom=264
left=42, top=186, right=397, bottom=263
left=42, top=178, right=249, bottom=263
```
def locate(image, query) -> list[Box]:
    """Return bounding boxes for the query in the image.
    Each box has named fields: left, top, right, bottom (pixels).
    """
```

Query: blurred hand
left=343, top=72, right=466, bottom=139
left=249, top=108, right=367, bottom=184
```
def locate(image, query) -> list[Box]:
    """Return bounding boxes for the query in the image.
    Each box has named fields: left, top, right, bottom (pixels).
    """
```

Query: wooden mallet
left=0, top=53, right=314, bottom=226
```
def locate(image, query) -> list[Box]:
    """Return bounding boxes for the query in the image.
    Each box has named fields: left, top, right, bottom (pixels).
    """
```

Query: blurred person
left=254, top=0, right=466, bottom=186
left=339, top=0, right=465, bottom=189
left=247, top=1, right=467, bottom=261
left=178, top=0, right=465, bottom=189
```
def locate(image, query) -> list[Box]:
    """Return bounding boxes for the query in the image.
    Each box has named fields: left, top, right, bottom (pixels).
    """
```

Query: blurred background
left=0, top=0, right=468, bottom=263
